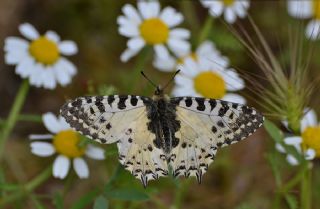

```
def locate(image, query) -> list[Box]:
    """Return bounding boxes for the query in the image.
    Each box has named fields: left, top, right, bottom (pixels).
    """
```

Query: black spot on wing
left=118, top=96, right=127, bottom=110
left=107, top=96, right=115, bottom=105
left=130, top=96, right=138, bottom=106
left=195, top=98, right=205, bottom=111
left=209, top=99, right=217, bottom=111
left=185, top=97, right=192, bottom=107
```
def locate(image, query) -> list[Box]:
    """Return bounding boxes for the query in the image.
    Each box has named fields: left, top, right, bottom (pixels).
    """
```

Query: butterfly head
left=154, top=85, right=164, bottom=96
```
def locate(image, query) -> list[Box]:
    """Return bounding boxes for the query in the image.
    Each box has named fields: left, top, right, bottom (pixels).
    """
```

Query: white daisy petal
left=222, top=93, right=246, bottom=104
left=223, top=69, right=245, bottom=91
left=300, top=108, right=318, bottom=132
left=19, top=23, right=40, bottom=40
left=196, top=40, right=218, bottom=56
left=41, top=68, right=56, bottom=90
left=119, top=25, right=140, bottom=37
left=170, top=28, right=190, bottom=39
left=53, top=155, right=70, bottom=179
left=53, top=64, right=72, bottom=86
left=4, top=37, right=29, bottom=52
left=138, top=1, right=153, bottom=19
left=30, top=142, right=55, bottom=157
left=304, top=148, right=316, bottom=160
left=85, top=145, right=105, bottom=160
left=15, top=56, right=35, bottom=78
left=58, top=116, right=71, bottom=130
left=287, top=0, right=313, bottom=19
left=45, top=30, right=60, bottom=43
left=203, top=1, right=224, bottom=17
left=29, top=134, right=53, bottom=140
left=120, top=48, right=140, bottom=62
left=284, top=136, right=302, bottom=146
left=224, top=7, right=237, bottom=24
left=154, top=44, right=170, bottom=60
left=275, top=143, right=286, bottom=153
left=122, top=4, right=142, bottom=24
left=168, top=38, right=190, bottom=57
left=306, top=20, right=320, bottom=40
left=160, top=7, right=183, bottom=27
left=287, top=154, right=299, bottom=166
left=175, top=74, right=193, bottom=87
left=5, top=51, right=29, bottom=65
left=59, top=41, right=78, bottom=56
left=73, top=158, right=89, bottom=179
left=153, top=55, right=176, bottom=72
left=234, top=2, right=248, bottom=18
left=43, top=112, right=64, bottom=134
left=127, top=37, right=145, bottom=50
left=56, top=58, right=77, bottom=76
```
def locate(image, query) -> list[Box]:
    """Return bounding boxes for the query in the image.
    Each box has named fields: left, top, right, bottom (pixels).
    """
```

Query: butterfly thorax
left=145, top=93, right=181, bottom=158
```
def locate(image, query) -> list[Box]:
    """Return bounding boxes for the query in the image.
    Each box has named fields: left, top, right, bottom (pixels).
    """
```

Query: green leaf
left=70, top=190, right=98, bottom=209
left=93, top=196, right=109, bottom=209
left=266, top=153, right=282, bottom=187
left=53, top=192, right=64, bottom=209
left=264, top=119, right=283, bottom=143
left=285, top=194, right=298, bottom=209
left=105, top=188, right=149, bottom=201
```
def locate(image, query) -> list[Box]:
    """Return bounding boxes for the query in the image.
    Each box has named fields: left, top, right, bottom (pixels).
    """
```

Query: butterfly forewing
left=60, top=95, right=169, bottom=186
left=169, top=97, right=264, bottom=183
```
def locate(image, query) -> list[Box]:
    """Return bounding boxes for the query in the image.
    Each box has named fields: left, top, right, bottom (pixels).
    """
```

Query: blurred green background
left=1, top=0, right=320, bottom=209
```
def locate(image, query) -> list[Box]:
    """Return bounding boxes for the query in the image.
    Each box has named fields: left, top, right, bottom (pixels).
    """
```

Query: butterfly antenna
left=141, top=71, right=157, bottom=88
left=163, top=70, right=180, bottom=90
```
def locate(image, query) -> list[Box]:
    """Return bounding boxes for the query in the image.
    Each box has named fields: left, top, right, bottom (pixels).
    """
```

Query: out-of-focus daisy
left=117, top=1, right=190, bottom=62
left=4, top=23, right=77, bottom=89
left=287, top=0, right=320, bottom=40
left=173, top=56, right=245, bottom=104
left=200, top=0, right=250, bottom=24
left=30, top=113, right=105, bottom=179
left=276, top=108, right=319, bottom=165
left=153, top=40, right=222, bottom=72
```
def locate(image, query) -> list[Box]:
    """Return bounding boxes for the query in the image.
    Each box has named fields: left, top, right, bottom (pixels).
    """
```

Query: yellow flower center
left=178, top=53, right=198, bottom=64
left=223, top=0, right=235, bottom=6
left=302, top=126, right=320, bottom=157
left=140, top=18, right=169, bottom=45
left=193, top=71, right=226, bottom=99
left=53, top=130, right=85, bottom=158
left=29, top=36, right=59, bottom=65
left=313, top=0, right=320, bottom=19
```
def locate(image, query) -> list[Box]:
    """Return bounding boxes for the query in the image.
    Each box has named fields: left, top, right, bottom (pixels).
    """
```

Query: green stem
left=128, top=47, right=152, bottom=94
left=0, top=166, right=51, bottom=207
left=301, top=163, right=311, bottom=209
left=0, top=79, right=30, bottom=157
left=18, top=114, right=42, bottom=123
left=197, top=16, right=213, bottom=45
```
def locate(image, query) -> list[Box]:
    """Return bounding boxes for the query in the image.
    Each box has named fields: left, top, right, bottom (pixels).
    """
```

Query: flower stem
left=197, top=16, right=213, bottom=45
left=128, top=46, right=152, bottom=94
left=300, top=163, right=311, bottom=209
left=0, top=79, right=30, bottom=158
left=0, top=166, right=51, bottom=207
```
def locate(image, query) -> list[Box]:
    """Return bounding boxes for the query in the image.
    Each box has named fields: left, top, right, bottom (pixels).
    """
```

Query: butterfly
left=60, top=72, right=264, bottom=187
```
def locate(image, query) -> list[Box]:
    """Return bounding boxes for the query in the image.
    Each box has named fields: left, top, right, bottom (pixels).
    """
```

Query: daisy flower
left=200, top=0, right=250, bottom=24
left=153, top=40, right=222, bottom=72
left=287, top=0, right=320, bottom=40
left=173, top=56, right=245, bottom=104
left=276, top=108, right=319, bottom=165
left=117, top=1, right=190, bottom=62
left=30, top=112, right=105, bottom=179
left=4, top=23, right=78, bottom=89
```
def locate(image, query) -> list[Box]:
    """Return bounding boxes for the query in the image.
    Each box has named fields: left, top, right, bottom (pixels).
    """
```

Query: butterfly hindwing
left=169, top=97, right=264, bottom=182
left=60, top=95, right=168, bottom=186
